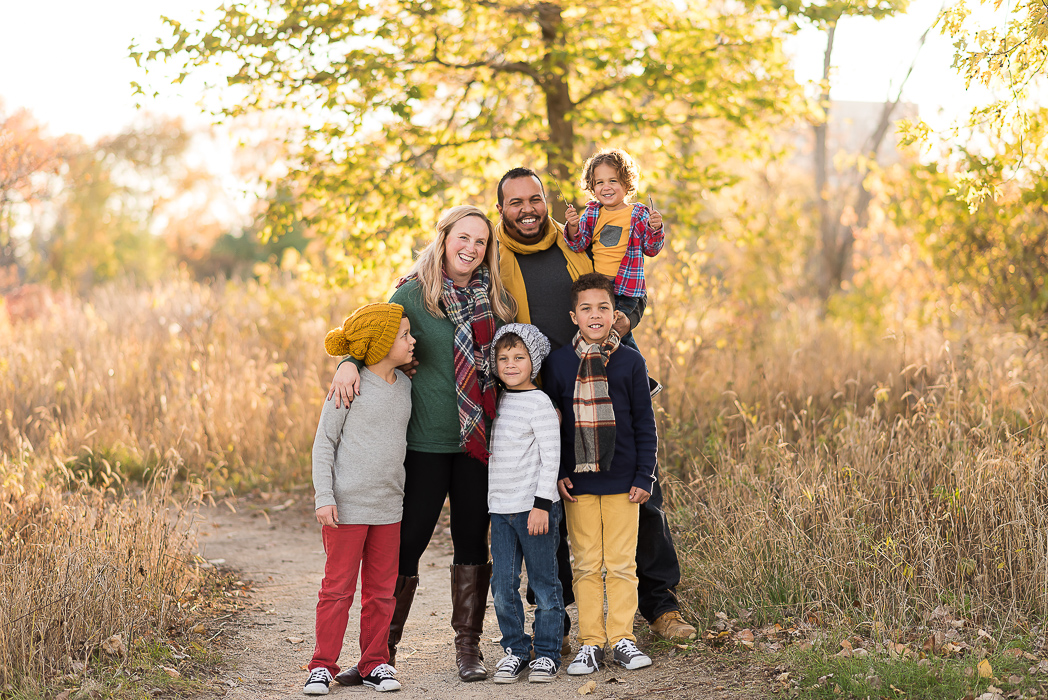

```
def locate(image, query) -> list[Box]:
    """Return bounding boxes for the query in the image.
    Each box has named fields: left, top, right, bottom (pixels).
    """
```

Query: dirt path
left=189, top=494, right=768, bottom=700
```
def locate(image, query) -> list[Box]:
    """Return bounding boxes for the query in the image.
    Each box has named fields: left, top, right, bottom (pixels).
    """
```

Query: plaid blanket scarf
left=441, top=267, right=497, bottom=463
left=572, top=329, right=621, bottom=473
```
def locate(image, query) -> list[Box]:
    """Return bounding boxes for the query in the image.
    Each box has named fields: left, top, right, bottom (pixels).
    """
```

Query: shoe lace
left=369, top=664, right=396, bottom=680
left=497, top=648, right=519, bottom=671
left=530, top=656, right=557, bottom=673
left=615, top=638, right=642, bottom=657
left=574, top=644, right=599, bottom=665
left=307, top=668, right=331, bottom=683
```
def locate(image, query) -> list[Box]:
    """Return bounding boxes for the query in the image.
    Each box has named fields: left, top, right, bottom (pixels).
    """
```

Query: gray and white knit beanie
left=490, top=323, right=551, bottom=380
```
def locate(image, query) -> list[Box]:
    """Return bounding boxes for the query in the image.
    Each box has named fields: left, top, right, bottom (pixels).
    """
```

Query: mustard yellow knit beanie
left=324, top=303, right=404, bottom=365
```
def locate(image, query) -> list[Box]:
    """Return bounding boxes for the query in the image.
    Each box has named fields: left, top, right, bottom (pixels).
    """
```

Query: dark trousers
left=636, top=474, right=683, bottom=622
left=615, top=294, right=643, bottom=352
left=536, top=474, right=683, bottom=625
left=399, top=450, right=490, bottom=576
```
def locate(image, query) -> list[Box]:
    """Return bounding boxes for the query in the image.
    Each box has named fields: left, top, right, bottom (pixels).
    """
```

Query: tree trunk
left=538, top=2, right=573, bottom=221
left=815, top=21, right=838, bottom=300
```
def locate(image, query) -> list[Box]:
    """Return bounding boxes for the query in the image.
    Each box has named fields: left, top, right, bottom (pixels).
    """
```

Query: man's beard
left=502, top=214, right=546, bottom=241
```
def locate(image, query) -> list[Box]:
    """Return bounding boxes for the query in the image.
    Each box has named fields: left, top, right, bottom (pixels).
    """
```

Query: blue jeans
left=490, top=503, right=565, bottom=662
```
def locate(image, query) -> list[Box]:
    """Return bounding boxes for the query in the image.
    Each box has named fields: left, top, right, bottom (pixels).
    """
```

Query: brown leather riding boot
left=333, top=574, right=419, bottom=686
left=450, top=563, right=491, bottom=682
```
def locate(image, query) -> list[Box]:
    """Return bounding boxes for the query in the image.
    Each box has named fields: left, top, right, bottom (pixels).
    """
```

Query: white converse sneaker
left=566, top=644, right=604, bottom=675
left=303, top=667, right=333, bottom=695
left=361, top=663, right=401, bottom=692
left=611, top=638, right=652, bottom=670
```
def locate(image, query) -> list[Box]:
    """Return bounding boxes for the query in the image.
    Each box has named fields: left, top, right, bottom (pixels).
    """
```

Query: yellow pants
left=564, top=493, right=639, bottom=647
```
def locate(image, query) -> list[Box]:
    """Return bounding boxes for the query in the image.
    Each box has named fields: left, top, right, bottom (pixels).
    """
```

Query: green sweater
left=390, top=280, right=462, bottom=453
left=341, top=280, right=461, bottom=452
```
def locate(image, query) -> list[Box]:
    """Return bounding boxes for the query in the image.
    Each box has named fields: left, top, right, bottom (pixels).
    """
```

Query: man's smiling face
left=497, top=175, right=548, bottom=242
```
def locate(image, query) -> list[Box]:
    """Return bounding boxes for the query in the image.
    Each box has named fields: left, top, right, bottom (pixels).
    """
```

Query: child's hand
left=648, top=208, right=663, bottom=232
left=558, top=477, right=577, bottom=502
left=527, top=508, right=549, bottom=535
left=316, top=505, right=340, bottom=527
left=564, top=204, right=580, bottom=235
left=628, top=486, right=650, bottom=504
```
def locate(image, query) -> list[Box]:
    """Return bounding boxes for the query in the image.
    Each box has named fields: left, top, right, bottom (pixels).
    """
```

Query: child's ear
left=569, top=310, right=578, bottom=326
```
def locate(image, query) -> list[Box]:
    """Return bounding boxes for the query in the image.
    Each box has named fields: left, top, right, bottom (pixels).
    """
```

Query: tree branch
left=424, top=33, right=542, bottom=83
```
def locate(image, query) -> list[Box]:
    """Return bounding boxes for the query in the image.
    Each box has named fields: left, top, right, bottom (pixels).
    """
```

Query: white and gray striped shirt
left=487, top=389, right=561, bottom=514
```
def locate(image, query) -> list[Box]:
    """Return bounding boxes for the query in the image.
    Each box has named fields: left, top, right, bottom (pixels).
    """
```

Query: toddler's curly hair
left=579, top=148, right=639, bottom=200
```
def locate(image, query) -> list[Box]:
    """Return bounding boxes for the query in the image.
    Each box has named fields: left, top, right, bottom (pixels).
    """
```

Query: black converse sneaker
left=493, top=648, right=527, bottom=683
left=528, top=655, right=559, bottom=683
left=611, top=638, right=652, bottom=670
left=566, top=644, right=604, bottom=675
left=361, top=663, right=401, bottom=692
left=303, top=667, right=333, bottom=695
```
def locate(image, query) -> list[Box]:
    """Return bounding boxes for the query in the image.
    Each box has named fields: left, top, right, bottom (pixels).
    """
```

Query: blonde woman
left=327, top=205, right=516, bottom=684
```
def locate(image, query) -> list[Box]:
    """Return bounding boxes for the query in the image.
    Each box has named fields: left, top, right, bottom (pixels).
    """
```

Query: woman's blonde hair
left=407, top=205, right=517, bottom=322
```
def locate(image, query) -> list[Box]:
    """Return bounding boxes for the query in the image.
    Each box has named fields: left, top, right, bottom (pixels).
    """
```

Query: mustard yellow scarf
left=494, top=217, right=593, bottom=324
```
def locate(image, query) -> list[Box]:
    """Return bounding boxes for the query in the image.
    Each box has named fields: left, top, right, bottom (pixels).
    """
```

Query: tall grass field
left=2, top=274, right=1046, bottom=693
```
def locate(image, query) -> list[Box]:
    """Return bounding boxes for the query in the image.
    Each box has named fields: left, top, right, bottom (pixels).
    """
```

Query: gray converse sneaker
left=528, top=656, right=559, bottom=683
left=361, top=664, right=401, bottom=692
left=611, top=638, right=652, bottom=670
left=303, top=667, right=333, bottom=695
left=566, top=644, right=604, bottom=675
left=493, top=648, right=527, bottom=684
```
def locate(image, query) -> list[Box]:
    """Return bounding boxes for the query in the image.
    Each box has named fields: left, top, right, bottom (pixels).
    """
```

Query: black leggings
left=399, top=450, right=490, bottom=576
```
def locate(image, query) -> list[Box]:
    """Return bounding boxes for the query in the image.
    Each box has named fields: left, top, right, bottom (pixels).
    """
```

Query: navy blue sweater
left=541, top=342, right=658, bottom=496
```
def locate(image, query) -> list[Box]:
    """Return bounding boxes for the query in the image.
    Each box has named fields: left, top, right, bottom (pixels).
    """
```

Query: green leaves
left=139, top=0, right=801, bottom=257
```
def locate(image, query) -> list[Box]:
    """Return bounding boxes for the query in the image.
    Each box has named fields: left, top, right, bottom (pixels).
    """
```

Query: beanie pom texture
left=324, top=302, right=405, bottom=365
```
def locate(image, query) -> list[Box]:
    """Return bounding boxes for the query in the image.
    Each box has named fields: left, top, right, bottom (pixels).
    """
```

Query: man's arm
left=629, top=354, right=658, bottom=496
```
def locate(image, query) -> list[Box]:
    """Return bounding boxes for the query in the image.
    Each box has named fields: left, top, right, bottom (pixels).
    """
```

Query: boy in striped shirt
left=486, top=323, right=564, bottom=684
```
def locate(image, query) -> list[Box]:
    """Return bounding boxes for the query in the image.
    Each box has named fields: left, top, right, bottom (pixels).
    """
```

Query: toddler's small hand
left=649, top=209, right=663, bottom=231
left=564, top=204, right=580, bottom=231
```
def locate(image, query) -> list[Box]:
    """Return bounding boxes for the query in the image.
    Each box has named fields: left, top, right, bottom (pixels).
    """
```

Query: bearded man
left=493, top=167, right=696, bottom=643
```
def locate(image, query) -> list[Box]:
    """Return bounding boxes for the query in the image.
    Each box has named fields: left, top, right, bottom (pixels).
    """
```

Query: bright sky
left=0, top=0, right=993, bottom=143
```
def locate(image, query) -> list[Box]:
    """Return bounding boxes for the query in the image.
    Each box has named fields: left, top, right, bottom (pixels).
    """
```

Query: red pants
left=308, top=521, right=400, bottom=676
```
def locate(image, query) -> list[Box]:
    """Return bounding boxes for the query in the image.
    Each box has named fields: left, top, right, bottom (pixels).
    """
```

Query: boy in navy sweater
left=541, top=273, right=658, bottom=676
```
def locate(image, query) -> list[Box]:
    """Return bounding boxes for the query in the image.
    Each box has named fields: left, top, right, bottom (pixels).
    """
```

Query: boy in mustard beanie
left=305, top=302, right=416, bottom=695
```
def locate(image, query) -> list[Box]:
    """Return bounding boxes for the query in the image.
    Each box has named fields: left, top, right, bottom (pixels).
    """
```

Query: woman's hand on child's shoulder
left=328, top=362, right=361, bottom=408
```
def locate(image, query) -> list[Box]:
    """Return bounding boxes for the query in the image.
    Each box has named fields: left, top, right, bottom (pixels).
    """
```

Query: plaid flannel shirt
left=565, top=201, right=665, bottom=297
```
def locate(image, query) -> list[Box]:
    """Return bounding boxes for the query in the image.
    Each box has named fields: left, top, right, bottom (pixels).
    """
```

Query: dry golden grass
left=3, top=272, right=1047, bottom=691
left=0, top=461, right=201, bottom=692
left=0, top=275, right=366, bottom=692
left=644, top=303, right=1048, bottom=631
left=0, top=275, right=361, bottom=489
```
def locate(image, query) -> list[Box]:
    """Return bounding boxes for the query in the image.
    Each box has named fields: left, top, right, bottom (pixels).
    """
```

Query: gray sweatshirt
left=312, top=368, right=412, bottom=525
